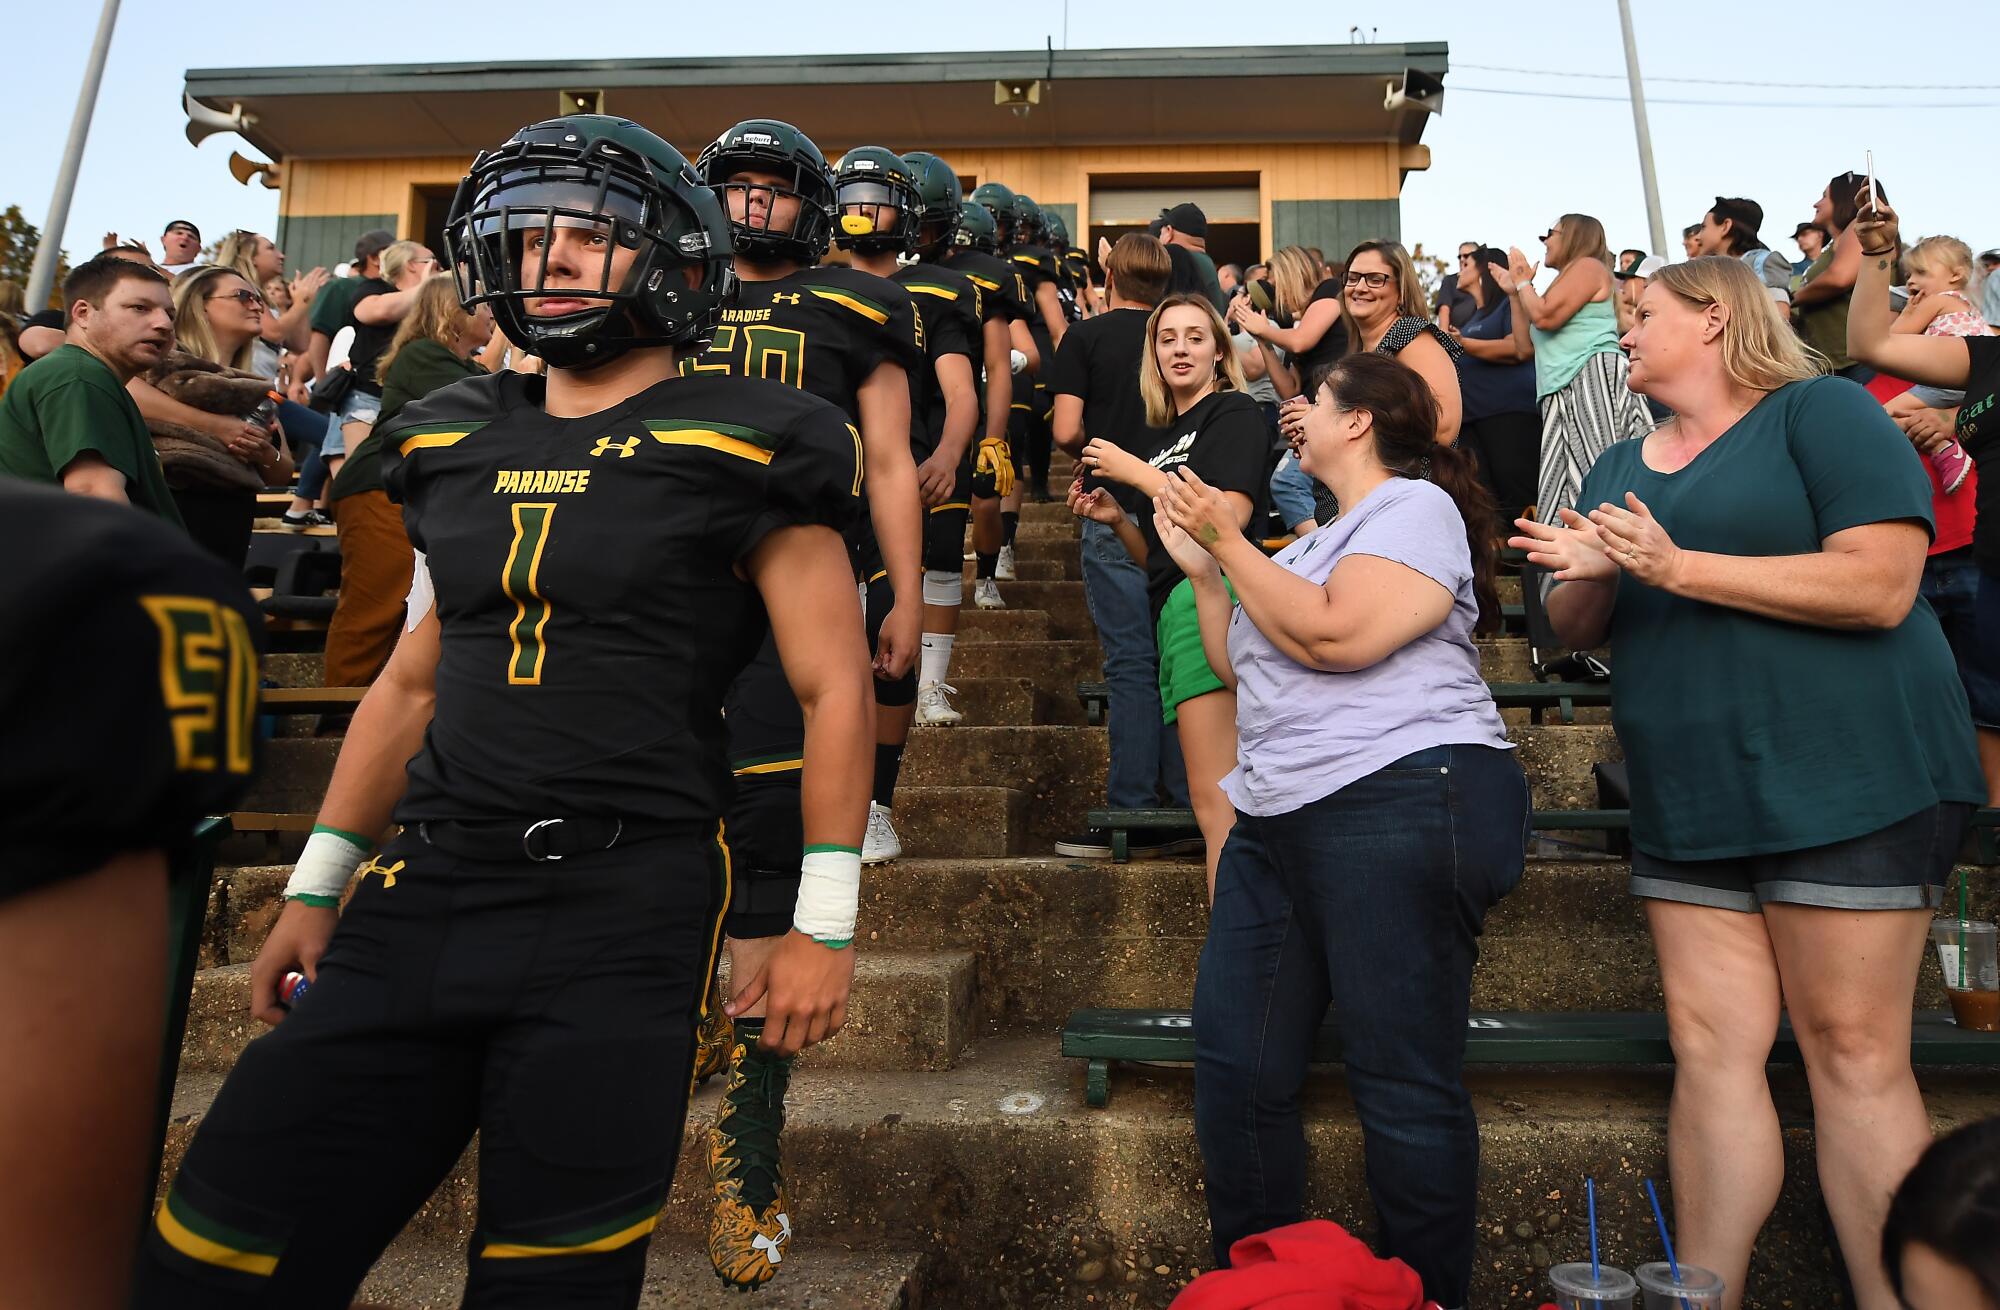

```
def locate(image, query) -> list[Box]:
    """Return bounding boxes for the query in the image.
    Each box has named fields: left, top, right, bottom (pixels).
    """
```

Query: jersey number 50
left=685, top=323, right=808, bottom=389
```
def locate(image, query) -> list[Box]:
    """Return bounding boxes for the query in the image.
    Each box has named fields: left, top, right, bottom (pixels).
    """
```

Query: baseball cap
left=1708, top=197, right=1764, bottom=238
left=1159, top=203, right=1208, bottom=239
left=1614, top=255, right=1668, bottom=281
left=1793, top=221, right=1824, bottom=240
left=1981, top=249, right=2000, bottom=264
left=353, top=228, right=396, bottom=262
left=162, top=219, right=200, bottom=239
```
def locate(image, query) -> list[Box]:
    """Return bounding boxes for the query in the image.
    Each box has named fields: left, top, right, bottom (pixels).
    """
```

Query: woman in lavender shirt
left=1154, top=352, right=1527, bottom=1310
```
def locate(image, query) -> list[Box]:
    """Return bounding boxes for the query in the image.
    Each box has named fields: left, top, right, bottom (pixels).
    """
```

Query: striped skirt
left=1534, top=350, right=1657, bottom=521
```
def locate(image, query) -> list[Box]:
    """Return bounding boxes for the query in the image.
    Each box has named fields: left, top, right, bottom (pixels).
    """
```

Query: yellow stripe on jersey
left=482, top=1214, right=658, bottom=1259
left=154, top=1202, right=280, bottom=1277
left=809, top=288, right=890, bottom=324
left=963, top=273, right=1001, bottom=292
left=929, top=501, right=970, bottom=513
left=733, top=758, right=805, bottom=777
left=646, top=426, right=774, bottom=466
left=905, top=283, right=960, bottom=301
left=397, top=430, right=473, bottom=456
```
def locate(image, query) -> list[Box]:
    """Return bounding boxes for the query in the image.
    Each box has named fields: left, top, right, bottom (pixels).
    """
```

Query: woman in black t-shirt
left=1072, top=293, right=1270, bottom=892
left=1229, top=245, right=1348, bottom=400
left=1849, top=196, right=2000, bottom=806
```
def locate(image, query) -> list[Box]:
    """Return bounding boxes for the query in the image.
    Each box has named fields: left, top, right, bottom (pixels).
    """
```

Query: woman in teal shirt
left=1513, top=256, right=1982, bottom=1310
left=1494, top=213, right=1657, bottom=522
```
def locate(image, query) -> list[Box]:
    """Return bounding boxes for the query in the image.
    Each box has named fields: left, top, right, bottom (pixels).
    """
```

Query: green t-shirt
left=308, top=275, right=367, bottom=338
left=1576, top=375, right=1982, bottom=861
left=329, top=338, right=485, bottom=501
left=0, top=345, right=183, bottom=527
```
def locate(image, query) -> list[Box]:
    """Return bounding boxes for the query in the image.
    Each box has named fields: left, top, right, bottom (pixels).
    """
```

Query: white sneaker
left=995, top=545, right=1017, bottom=580
left=914, top=681, right=962, bottom=726
left=862, top=801, right=902, bottom=864
left=973, top=578, right=1005, bottom=610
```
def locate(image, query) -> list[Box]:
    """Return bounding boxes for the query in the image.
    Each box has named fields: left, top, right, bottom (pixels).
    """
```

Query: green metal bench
left=1061, top=1007, right=2000, bottom=1107
left=1076, top=678, right=1607, bottom=728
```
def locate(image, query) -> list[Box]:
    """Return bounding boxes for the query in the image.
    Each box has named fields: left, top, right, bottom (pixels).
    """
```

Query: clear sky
left=13, top=1, right=1997, bottom=276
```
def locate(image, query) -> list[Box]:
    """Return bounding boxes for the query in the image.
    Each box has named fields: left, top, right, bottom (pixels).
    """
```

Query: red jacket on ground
left=1167, top=1220, right=1440, bottom=1310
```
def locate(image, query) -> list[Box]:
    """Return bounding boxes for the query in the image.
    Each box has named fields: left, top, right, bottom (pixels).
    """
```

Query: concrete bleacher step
left=352, top=1239, right=924, bottom=1309
left=181, top=947, right=978, bottom=1076
left=938, top=640, right=1103, bottom=693
left=955, top=608, right=1051, bottom=643
left=890, top=786, right=1029, bottom=859
left=927, top=676, right=1039, bottom=726
left=159, top=1036, right=1996, bottom=1310
left=989, top=581, right=1093, bottom=640
left=960, top=555, right=1072, bottom=582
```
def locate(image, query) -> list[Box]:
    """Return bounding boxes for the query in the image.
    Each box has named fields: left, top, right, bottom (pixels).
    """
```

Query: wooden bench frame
left=1076, top=678, right=1607, bottom=728
left=1061, top=1007, right=2000, bottom=1108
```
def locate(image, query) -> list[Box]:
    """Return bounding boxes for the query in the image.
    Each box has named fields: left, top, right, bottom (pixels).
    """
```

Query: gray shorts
left=1630, top=802, right=1974, bottom=912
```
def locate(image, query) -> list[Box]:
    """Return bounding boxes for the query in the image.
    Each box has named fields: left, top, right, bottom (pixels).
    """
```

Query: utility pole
left=26, top=0, right=122, bottom=311
left=1616, top=0, right=1667, bottom=255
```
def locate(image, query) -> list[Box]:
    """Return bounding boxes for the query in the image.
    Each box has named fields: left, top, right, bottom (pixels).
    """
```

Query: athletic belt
left=417, top=817, right=696, bottom=863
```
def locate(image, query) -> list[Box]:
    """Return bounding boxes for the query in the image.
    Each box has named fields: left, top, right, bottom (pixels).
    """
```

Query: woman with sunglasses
left=1494, top=214, right=1655, bottom=524
left=135, top=266, right=295, bottom=563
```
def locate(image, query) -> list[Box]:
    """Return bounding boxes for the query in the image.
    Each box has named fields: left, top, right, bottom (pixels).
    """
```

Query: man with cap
left=1794, top=222, right=1829, bottom=276
left=1693, top=196, right=1792, bottom=305
left=1151, top=203, right=1227, bottom=311
left=158, top=220, right=203, bottom=277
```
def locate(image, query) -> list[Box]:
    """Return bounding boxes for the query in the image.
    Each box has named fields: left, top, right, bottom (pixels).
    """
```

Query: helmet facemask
left=832, top=169, right=919, bottom=256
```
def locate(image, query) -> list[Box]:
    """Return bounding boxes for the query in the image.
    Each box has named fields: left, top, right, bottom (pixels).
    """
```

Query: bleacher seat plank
left=259, top=686, right=367, bottom=713
left=1061, top=1007, right=2000, bottom=1107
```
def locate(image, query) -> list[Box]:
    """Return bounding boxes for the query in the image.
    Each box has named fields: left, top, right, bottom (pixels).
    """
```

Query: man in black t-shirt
left=325, top=240, right=435, bottom=479
left=1046, top=234, right=1197, bottom=858
left=136, top=115, right=871, bottom=1308
left=0, top=484, right=260, bottom=1310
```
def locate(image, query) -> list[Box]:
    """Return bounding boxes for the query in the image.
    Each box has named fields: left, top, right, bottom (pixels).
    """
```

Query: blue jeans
left=1079, top=517, right=1188, bottom=808
left=1268, top=450, right=1316, bottom=529
left=279, top=400, right=332, bottom=500
left=1193, top=743, right=1529, bottom=1306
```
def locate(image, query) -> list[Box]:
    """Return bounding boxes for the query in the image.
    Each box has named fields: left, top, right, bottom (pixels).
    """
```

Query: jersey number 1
left=502, top=503, right=555, bottom=685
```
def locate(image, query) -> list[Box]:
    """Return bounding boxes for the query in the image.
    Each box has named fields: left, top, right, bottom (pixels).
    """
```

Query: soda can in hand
left=279, top=971, right=311, bottom=1008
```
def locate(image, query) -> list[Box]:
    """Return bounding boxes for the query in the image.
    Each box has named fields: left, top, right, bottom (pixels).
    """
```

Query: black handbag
left=306, top=364, right=356, bottom=416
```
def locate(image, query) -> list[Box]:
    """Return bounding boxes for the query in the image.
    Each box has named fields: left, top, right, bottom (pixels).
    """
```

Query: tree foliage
left=0, top=206, right=71, bottom=308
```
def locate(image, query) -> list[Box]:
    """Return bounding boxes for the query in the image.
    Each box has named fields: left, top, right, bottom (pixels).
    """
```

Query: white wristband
left=285, top=829, right=371, bottom=904
left=793, top=846, right=861, bottom=948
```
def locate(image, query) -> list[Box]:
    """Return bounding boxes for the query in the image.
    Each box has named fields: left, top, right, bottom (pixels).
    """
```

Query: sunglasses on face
left=206, top=288, right=266, bottom=309
left=1343, top=271, right=1392, bottom=289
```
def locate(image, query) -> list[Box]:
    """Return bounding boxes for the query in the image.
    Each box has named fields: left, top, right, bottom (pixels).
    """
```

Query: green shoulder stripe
left=804, top=284, right=890, bottom=325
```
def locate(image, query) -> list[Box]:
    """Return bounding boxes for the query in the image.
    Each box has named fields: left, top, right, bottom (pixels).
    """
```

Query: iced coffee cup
left=1550, top=1262, right=1637, bottom=1308
left=1635, top=1261, right=1723, bottom=1310
left=1930, top=918, right=1999, bottom=1033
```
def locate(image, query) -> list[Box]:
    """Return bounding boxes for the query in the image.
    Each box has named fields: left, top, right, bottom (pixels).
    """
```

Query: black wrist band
left=1860, top=246, right=1898, bottom=257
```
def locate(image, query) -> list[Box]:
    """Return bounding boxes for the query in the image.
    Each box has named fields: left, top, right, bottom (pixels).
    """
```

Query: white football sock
left=919, top=632, right=955, bottom=687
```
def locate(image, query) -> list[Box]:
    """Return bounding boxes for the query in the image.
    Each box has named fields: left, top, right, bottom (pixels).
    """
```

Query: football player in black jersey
left=1003, top=193, right=1069, bottom=510
left=137, top=115, right=872, bottom=1308
left=829, top=146, right=981, bottom=857
left=949, top=194, right=1041, bottom=604
left=689, top=118, right=924, bottom=1288
left=0, top=484, right=260, bottom=1310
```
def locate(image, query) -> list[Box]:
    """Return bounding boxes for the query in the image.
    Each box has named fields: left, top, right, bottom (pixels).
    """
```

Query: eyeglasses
left=206, top=289, right=266, bottom=309
left=408, top=257, right=437, bottom=268
left=1343, top=271, right=1392, bottom=289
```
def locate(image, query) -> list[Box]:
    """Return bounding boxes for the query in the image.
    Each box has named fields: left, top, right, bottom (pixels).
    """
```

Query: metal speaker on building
left=184, top=90, right=257, bottom=147
left=559, top=89, right=605, bottom=116
left=1383, top=69, right=1445, bottom=116
left=993, top=79, right=1041, bottom=118
left=228, top=152, right=280, bottom=189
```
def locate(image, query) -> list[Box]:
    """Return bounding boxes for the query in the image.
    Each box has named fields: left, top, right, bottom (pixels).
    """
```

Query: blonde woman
left=215, top=230, right=327, bottom=356
left=1513, top=256, right=1982, bottom=1310
left=1071, top=293, right=1270, bottom=892
left=1495, top=213, right=1655, bottom=521
left=324, top=274, right=493, bottom=687
left=1229, top=245, right=1347, bottom=401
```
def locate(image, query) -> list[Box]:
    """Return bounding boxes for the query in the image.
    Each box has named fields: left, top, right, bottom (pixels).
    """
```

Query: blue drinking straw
left=1645, top=1179, right=1694, bottom=1310
left=1587, top=1177, right=1601, bottom=1283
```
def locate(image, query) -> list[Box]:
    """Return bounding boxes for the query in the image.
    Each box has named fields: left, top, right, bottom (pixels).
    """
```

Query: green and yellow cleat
left=707, top=1026, right=795, bottom=1290
left=692, top=1009, right=734, bottom=1087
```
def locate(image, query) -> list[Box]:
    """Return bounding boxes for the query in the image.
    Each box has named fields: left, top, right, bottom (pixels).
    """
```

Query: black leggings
left=1457, top=410, right=1541, bottom=527
left=137, top=828, right=726, bottom=1308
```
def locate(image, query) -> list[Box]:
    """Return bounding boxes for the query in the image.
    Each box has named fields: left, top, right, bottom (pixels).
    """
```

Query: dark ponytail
left=1320, top=353, right=1502, bottom=634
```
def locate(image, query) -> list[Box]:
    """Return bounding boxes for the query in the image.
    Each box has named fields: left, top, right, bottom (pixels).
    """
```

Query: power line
left=1455, top=61, right=1989, bottom=92
left=1454, top=84, right=2000, bottom=110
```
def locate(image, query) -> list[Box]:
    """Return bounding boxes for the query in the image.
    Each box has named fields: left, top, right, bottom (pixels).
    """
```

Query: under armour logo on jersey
left=591, top=436, right=641, bottom=459
left=771, top=292, right=802, bottom=305
left=358, top=857, right=404, bottom=889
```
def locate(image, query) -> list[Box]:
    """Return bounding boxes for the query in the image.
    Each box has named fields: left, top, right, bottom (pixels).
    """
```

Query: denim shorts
left=1630, top=801, right=1974, bottom=912
left=325, top=389, right=382, bottom=458
left=1267, top=451, right=1316, bottom=530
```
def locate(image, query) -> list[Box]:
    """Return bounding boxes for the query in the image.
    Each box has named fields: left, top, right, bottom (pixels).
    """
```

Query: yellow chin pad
left=840, top=214, right=876, bottom=236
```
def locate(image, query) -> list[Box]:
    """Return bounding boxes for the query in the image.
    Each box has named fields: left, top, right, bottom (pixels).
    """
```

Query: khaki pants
left=325, top=490, right=414, bottom=687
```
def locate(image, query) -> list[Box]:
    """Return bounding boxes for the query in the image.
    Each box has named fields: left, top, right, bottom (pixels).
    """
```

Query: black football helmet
left=1010, top=194, right=1048, bottom=248
left=1045, top=210, right=1072, bottom=250
left=695, top=119, right=836, bottom=264
left=954, top=201, right=999, bottom=254
left=830, top=146, right=920, bottom=255
left=446, top=114, right=734, bottom=370
left=969, top=182, right=1017, bottom=247
left=901, top=151, right=963, bottom=258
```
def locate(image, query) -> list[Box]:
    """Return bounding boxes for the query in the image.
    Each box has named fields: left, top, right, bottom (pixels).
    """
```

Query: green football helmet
left=695, top=119, right=836, bottom=263
left=1009, top=194, right=1048, bottom=248
left=1045, top=211, right=1072, bottom=250
left=969, top=182, right=1017, bottom=247
left=901, top=151, right=963, bottom=257
left=830, top=146, right=919, bottom=255
left=447, top=114, right=734, bottom=370
left=954, top=201, right=999, bottom=254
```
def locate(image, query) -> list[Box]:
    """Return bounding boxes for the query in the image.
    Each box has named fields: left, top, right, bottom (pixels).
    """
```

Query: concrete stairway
left=178, top=464, right=2000, bottom=1309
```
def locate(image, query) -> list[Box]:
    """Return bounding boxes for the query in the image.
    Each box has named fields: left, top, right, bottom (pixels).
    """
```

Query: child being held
left=1885, top=235, right=1993, bottom=493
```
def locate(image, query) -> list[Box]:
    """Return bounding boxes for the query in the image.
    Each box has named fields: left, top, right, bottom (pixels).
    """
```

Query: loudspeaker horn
left=1383, top=68, right=1445, bottom=116
left=228, top=152, right=279, bottom=189
left=184, top=90, right=258, bottom=147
